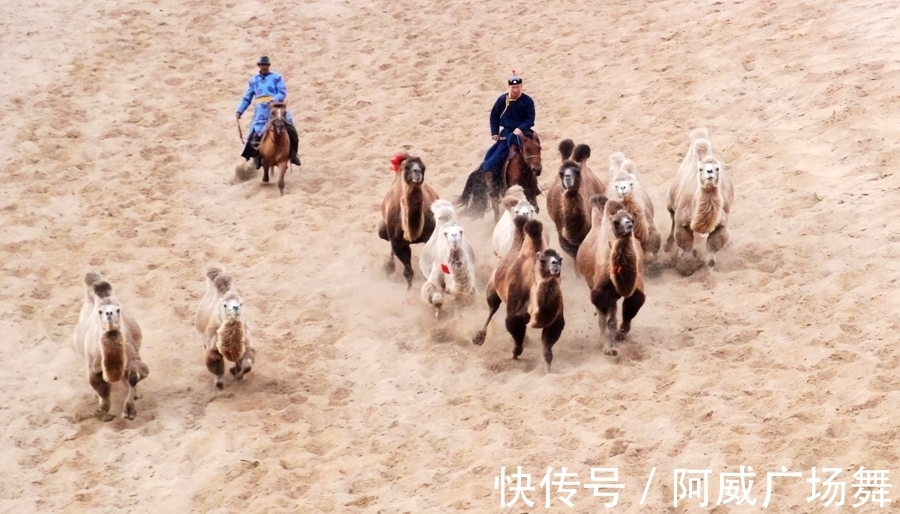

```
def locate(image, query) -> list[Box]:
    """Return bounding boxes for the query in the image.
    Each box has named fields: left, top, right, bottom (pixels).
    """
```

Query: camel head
left=606, top=200, right=635, bottom=239
left=558, top=161, right=582, bottom=193
left=520, top=132, right=543, bottom=176
left=442, top=221, right=464, bottom=250
left=269, top=102, right=287, bottom=134
left=537, top=249, right=562, bottom=279
left=513, top=199, right=537, bottom=220
left=612, top=172, right=635, bottom=199
left=402, top=157, right=426, bottom=186
left=696, top=156, right=721, bottom=190
left=221, top=292, right=244, bottom=320
left=98, top=302, right=122, bottom=331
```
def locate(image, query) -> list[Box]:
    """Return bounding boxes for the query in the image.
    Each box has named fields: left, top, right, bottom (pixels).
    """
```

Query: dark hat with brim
left=257, top=56, right=271, bottom=65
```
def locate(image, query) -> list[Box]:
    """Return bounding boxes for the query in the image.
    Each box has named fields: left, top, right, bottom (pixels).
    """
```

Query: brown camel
left=257, top=102, right=291, bottom=196
left=472, top=217, right=565, bottom=373
left=606, top=151, right=663, bottom=275
left=378, top=153, right=440, bottom=290
left=546, top=139, right=607, bottom=261
left=575, top=195, right=646, bottom=357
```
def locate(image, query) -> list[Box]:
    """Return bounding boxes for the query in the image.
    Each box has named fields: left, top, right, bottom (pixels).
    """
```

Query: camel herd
left=72, top=127, right=732, bottom=421
left=377, top=127, right=734, bottom=370
left=73, top=263, right=255, bottom=420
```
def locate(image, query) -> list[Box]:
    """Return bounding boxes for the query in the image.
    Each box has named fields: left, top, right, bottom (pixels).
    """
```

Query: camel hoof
left=706, top=256, right=717, bottom=268
left=604, top=347, right=618, bottom=357
left=615, top=331, right=628, bottom=343
left=383, top=260, right=396, bottom=275
left=98, top=411, right=115, bottom=422
left=123, top=403, right=136, bottom=420
left=472, top=331, right=486, bottom=346
left=215, top=379, right=224, bottom=390
left=229, top=366, right=238, bottom=377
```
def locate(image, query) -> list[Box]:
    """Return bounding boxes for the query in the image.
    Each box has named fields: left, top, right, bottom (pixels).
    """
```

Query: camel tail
left=558, top=139, right=575, bottom=161
left=454, top=168, right=489, bottom=219
left=573, top=144, right=591, bottom=164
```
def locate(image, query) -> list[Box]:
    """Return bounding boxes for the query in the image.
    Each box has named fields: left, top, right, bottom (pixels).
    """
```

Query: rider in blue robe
left=236, top=56, right=302, bottom=167
left=481, top=74, right=536, bottom=186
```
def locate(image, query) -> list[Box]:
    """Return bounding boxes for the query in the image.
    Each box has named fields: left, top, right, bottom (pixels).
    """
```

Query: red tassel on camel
left=390, top=153, right=405, bottom=173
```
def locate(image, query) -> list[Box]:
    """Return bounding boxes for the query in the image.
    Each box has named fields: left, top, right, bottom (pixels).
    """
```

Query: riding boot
left=286, top=124, right=301, bottom=166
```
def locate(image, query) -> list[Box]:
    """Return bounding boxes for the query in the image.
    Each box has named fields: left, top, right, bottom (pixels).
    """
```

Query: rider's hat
left=257, top=56, right=271, bottom=65
left=508, top=70, right=522, bottom=85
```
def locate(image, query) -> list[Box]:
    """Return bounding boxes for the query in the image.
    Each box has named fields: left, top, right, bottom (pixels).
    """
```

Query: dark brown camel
left=377, top=154, right=440, bottom=290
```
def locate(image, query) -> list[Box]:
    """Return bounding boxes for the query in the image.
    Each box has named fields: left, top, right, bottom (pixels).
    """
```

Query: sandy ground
left=2, top=0, right=900, bottom=512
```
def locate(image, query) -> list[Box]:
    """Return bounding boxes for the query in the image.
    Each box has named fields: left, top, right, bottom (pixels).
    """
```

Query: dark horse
left=454, top=132, right=543, bottom=222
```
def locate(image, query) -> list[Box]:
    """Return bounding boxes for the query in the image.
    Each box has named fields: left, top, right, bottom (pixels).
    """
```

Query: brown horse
left=255, top=102, right=291, bottom=196
left=454, top=132, right=543, bottom=222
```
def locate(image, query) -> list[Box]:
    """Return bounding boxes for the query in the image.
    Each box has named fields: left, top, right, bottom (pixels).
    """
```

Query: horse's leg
left=88, top=370, right=113, bottom=420
left=277, top=162, right=287, bottom=196
left=205, top=347, right=226, bottom=390
left=262, top=164, right=270, bottom=183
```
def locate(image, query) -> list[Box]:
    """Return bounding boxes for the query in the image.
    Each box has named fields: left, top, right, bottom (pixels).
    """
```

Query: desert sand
left=2, top=0, right=900, bottom=512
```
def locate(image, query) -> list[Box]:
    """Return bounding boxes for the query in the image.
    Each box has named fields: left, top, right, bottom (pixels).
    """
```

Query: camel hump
left=609, top=151, right=626, bottom=170
left=85, top=272, right=113, bottom=299
left=513, top=213, right=529, bottom=231
left=605, top=199, right=626, bottom=215
left=205, top=263, right=225, bottom=282
left=213, top=274, right=233, bottom=295
left=524, top=219, right=544, bottom=241
left=558, top=139, right=575, bottom=160
left=589, top=194, right=609, bottom=212
left=693, top=138, right=713, bottom=160
left=573, top=143, right=591, bottom=163
left=689, top=128, right=710, bottom=141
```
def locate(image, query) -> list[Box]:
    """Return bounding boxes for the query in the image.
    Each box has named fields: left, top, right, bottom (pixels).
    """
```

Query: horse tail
left=559, top=139, right=575, bottom=161
left=454, top=168, right=489, bottom=219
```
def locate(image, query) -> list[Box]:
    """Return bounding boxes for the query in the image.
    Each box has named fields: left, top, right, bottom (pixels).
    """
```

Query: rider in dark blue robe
left=481, top=74, right=536, bottom=187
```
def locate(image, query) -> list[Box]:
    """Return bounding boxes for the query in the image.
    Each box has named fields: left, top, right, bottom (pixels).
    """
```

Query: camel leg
left=89, top=370, right=112, bottom=419
left=617, top=289, right=646, bottom=343
left=590, top=283, right=620, bottom=356
left=706, top=223, right=730, bottom=269
left=232, top=346, right=256, bottom=380
left=506, top=315, right=529, bottom=360
left=490, top=196, right=501, bottom=224
left=541, top=314, right=566, bottom=373
left=122, top=378, right=137, bottom=420
left=664, top=207, right=676, bottom=253
left=277, top=163, right=287, bottom=196
left=472, top=286, right=502, bottom=346
left=390, top=238, right=414, bottom=290
left=421, top=280, right=444, bottom=318
left=206, top=347, right=226, bottom=390
left=674, top=225, right=703, bottom=276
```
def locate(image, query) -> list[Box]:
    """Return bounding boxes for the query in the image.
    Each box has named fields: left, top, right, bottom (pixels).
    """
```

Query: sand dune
left=2, top=0, right=900, bottom=512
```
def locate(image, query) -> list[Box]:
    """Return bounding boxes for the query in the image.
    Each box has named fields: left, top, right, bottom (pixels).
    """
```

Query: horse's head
left=269, top=102, right=287, bottom=134
left=520, top=132, right=543, bottom=176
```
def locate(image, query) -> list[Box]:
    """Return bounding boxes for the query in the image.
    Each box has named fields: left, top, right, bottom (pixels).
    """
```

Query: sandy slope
left=2, top=0, right=900, bottom=512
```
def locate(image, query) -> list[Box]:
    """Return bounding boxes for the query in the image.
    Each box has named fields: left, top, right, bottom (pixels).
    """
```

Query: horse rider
left=480, top=72, right=536, bottom=190
left=236, top=56, right=302, bottom=168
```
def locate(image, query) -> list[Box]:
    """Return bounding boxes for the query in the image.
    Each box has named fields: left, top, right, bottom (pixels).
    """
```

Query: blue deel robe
left=236, top=71, right=296, bottom=137
left=481, top=92, right=536, bottom=173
